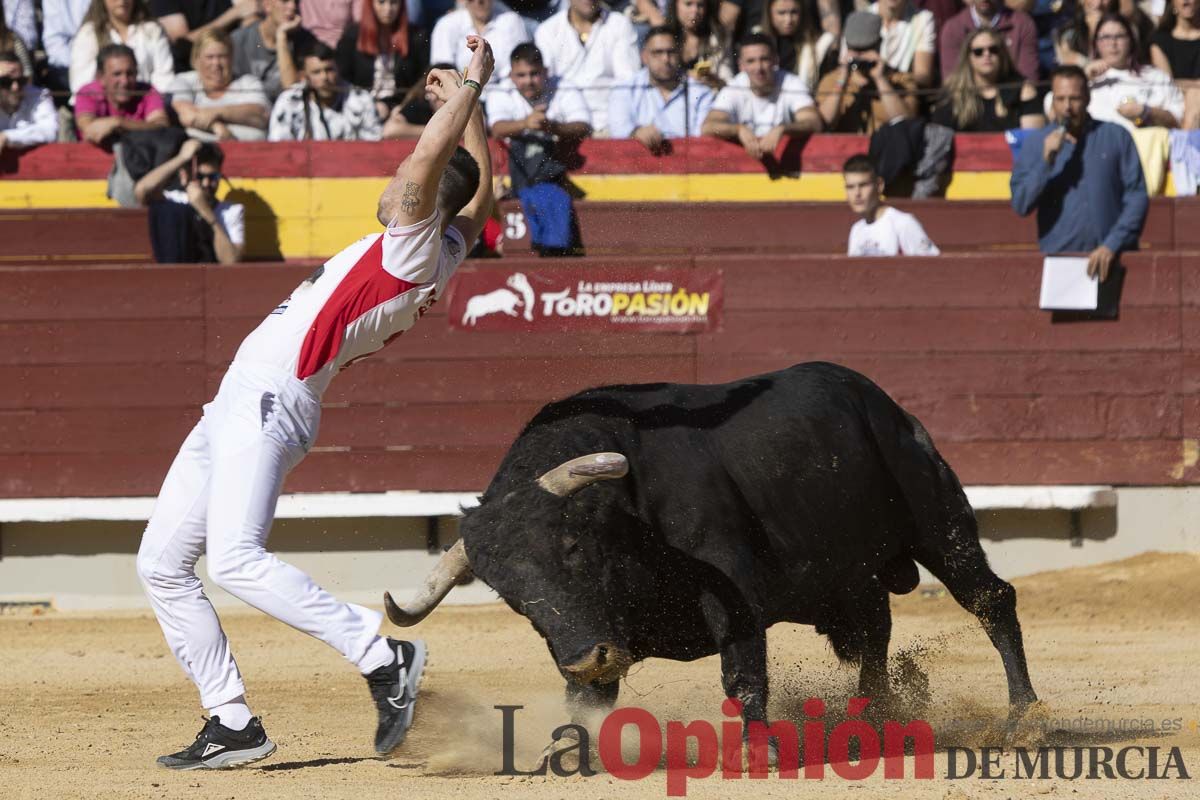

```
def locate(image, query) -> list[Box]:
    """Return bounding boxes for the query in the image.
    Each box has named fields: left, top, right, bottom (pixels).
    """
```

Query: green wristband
left=463, top=79, right=482, bottom=93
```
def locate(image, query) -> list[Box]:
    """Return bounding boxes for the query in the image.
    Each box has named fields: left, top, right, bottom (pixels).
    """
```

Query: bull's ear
left=537, top=452, right=628, bottom=497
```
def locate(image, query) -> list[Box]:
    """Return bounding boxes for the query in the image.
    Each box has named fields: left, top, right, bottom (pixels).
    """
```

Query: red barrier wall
left=1, top=252, right=1196, bottom=497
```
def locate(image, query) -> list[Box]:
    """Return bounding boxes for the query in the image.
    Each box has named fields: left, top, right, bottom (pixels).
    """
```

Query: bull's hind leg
left=914, top=535, right=1037, bottom=717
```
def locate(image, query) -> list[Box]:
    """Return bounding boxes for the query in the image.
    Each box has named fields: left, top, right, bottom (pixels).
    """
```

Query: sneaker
left=156, top=716, right=276, bottom=770
left=365, top=638, right=427, bottom=755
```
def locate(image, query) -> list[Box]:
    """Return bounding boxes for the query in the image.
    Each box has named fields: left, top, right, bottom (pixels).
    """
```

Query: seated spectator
left=337, top=0, right=427, bottom=119
left=268, top=43, right=382, bottom=140
left=817, top=12, right=919, bottom=133
left=2, top=0, right=34, bottom=51
left=169, top=28, right=271, bottom=141
left=933, top=27, right=1044, bottom=131
left=843, top=153, right=940, bottom=256
left=1150, top=0, right=1200, bottom=125
left=231, top=0, right=316, bottom=103
left=301, top=0, right=362, bottom=48
left=667, top=0, right=734, bottom=87
left=432, top=0, right=529, bottom=90
left=0, top=8, right=31, bottom=75
left=153, top=0, right=257, bottom=72
left=609, top=25, right=715, bottom=151
left=702, top=33, right=821, bottom=159
left=43, top=0, right=93, bottom=97
left=70, top=0, right=175, bottom=97
left=380, top=63, right=448, bottom=138
left=1011, top=65, right=1147, bottom=282
left=0, top=51, right=58, bottom=153
left=487, top=42, right=591, bottom=141
left=867, top=0, right=937, bottom=88
left=1055, top=0, right=1154, bottom=68
left=755, top=0, right=835, bottom=90
left=75, top=43, right=168, bottom=147
left=1083, top=13, right=1183, bottom=129
left=135, top=138, right=245, bottom=263
left=535, top=0, right=640, bottom=134
left=940, top=0, right=1039, bottom=82
left=719, top=0, right=842, bottom=41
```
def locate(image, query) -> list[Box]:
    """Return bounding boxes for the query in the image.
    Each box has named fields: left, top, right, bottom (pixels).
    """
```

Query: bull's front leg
left=699, top=593, right=768, bottom=725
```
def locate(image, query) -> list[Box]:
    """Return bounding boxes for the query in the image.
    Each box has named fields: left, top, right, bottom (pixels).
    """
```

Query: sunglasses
left=196, top=171, right=222, bottom=183
left=1, top=75, right=29, bottom=89
left=970, top=45, right=1000, bottom=57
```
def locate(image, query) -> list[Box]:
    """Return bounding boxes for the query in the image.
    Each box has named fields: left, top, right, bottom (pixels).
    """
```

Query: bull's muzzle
left=561, top=642, right=633, bottom=686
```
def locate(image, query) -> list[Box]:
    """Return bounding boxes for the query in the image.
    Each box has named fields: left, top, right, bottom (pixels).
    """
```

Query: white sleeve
left=782, top=73, right=814, bottom=114
left=610, top=15, right=641, bottom=81
left=554, top=86, right=592, bottom=126
left=68, top=23, right=98, bottom=95
left=382, top=211, right=446, bottom=282
left=710, top=85, right=738, bottom=119
left=430, top=16, right=456, bottom=68
left=917, top=11, right=936, bottom=54
left=534, top=21, right=557, bottom=75
left=847, top=222, right=863, bottom=256
left=896, top=213, right=940, bottom=256
left=484, top=87, right=520, bottom=124
left=3, top=88, right=58, bottom=147
left=1157, top=74, right=1186, bottom=123
left=218, top=203, right=246, bottom=247
left=442, top=224, right=470, bottom=274
left=145, top=24, right=176, bottom=94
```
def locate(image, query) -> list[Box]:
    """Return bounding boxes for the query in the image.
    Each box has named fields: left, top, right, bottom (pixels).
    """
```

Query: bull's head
left=384, top=452, right=636, bottom=686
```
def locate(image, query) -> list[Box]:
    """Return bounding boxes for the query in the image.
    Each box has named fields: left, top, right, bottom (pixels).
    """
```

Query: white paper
left=1039, top=256, right=1098, bottom=310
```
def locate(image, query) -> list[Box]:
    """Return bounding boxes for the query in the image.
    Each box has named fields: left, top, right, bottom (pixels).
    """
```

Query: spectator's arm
left=382, top=108, right=425, bottom=139
left=1, top=89, right=59, bottom=147
left=701, top=109, right=742, bottom=140
left=912, top=51, right=935, bottom=90
left=118, top=109, right=170, bottom=131
left=546, top=118, right=591, bottom=141
left=157, top=13, right=190, bottom=42
left=159, top=0, right=256, bottom=43
left=875, top=71, right=916, bottom=122
left=1143, top=105, right=1180, bottom=128
left=275, top=27, right=302, bottom=91
left=1102, top=132, right=1149, bottom=254
left=897, top=215, right=940, bottom=256
left=1009, top=131, right=1053, bottom=217
left=718, top=1, right=740, bottom=35
left=209, top=102, right=270, bottom=130
left=817, top=69, right=852, bottom=129
left=489, top=116, right=531, bottom=138
left=449, top=105, right=494, bottom=247
left=134, top=139, right=200, bottom=205
left=1018, top=82, right=1045, bottom=129
left=208, top=209, right=243, bottom=264
left=786, top=105, right=822, bottom=133
left=635, top=0, right=665, bottom=25
left=1150, top=45, right=1173, bottom=77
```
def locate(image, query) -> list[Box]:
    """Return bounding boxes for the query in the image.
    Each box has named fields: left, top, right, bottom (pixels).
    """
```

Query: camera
left=849, top=58, right=877, bottom=72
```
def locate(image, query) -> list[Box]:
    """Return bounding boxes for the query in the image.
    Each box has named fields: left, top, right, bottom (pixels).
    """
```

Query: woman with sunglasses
left=69, top=0, right=174, bottom=96
left=336, top=0, right=428, bottom=123
left=933, top=27, right=1043, bottom=131
left=755, top=0, right=834, bottom=91
left=666, top=0, right=733, bottom=87
left=1079, top=13, right=1183, bottom=129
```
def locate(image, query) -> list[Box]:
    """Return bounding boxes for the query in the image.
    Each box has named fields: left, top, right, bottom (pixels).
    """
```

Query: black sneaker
left=156, top=716, right=277, bottom=770
left=365, top=638, right=427, bottom=755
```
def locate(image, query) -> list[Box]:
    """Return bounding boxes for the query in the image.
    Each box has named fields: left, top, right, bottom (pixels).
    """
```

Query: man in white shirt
left=534, top=0, right=639, bottom=135
left=0, top=53, right=57, bottom=153
left=702, top=33, right=821, bottom=159
left=268, top=44, right=382, bottom=141
left=431, top=0, right=529, bottom=89
left=843, top=154, right=939, bottom=257
left=487, top=42, right=591, bottom=140
left=608, top=25, right=714, bottom=152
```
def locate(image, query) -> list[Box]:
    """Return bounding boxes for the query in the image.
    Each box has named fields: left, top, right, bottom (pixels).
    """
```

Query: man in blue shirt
left=607, top=25, right=714, bottom=155
left=1010, top=64, right=1147, bottom=282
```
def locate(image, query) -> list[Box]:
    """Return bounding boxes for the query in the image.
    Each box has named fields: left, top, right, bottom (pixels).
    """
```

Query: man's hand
left=1117, top=100, right=1143, bottom=122
left=464, top=34, right=495, bottom=87
left=759, top=125, right=785, bottom=156
left=276, top=13, right=303, bottom=38
left=185, top=180, right=215, bottom=221
left=632, top=124, right=665, bottom=154
left=190, top=106, right=221, bottom=130
left=179, top=138, right=202, bottom=160
left=211, top=120, right=233, bottom=140
left=234, top=0, right=258, bottom=21
left=737, top=124, right=763, bottom=159
left=425, top=67, right=462, bottom=105
left=1084, top=60, right=1109, bottom=80
left=1042, top=126, right=1067, bottom=164
left=525, top=105, right=549, bottom=132
left=1087, top=244, right=1116, bottom=281
left=83, top=116, right=122, bottom=143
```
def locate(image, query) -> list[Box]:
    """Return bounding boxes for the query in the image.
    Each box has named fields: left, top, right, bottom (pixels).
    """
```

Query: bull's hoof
left=1003, top=699, right=1049, bottom=748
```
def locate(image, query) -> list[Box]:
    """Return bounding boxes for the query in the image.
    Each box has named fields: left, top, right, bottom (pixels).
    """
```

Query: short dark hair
left=437, top=146, right=481, bottom=218
left=738, top=32, right=777, bottom=59
left=195, top=141, right=225, bottom=170
left=0, top=50, right=22, bottom=68
left=842, top=153, right=876, bottom=176
left=302, top=42, right=337, bottom=64
left=510, top=42, right=543, bottom=68
left=1049, top=64, right=1090, bottom=94
left=97, top=43, right=137, bottom=75
left=643, top=25, right=679, bottom=49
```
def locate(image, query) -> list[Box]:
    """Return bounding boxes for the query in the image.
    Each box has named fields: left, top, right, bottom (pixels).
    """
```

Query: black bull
left=385, top=362, right=1038, bottom=727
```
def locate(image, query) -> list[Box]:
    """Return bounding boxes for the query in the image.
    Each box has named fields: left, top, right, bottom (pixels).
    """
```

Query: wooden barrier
left=1, top=252, right=1196, bottom=497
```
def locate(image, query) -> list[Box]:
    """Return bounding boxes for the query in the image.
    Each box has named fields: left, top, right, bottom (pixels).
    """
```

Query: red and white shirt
left=235, top=211, right=468, bottom=396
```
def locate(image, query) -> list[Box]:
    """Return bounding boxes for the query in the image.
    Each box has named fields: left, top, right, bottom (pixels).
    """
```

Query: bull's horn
left=384, top=539, right=470, bottom=627
left=537, top=452, right=628, bottom=497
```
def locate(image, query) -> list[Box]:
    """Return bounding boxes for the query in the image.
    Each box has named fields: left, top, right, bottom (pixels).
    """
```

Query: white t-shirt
left=866, top=4, right=936, bottom=74
left=1087, top=66, right=1185, bottom=131
left=163, top=189, right=246, bottom=249
left=430, top=4, right=530, bottom=89
left=534, top=9, right=640, bottom=134
left=847, top=206, right=940, bottom=256
left=235, top=211, right=469, bottom=396
left=484, top=79, right=591, bottom=127
left=709, top=70, right=814, bottom=136
left=167, top=72, right=271, bottom=141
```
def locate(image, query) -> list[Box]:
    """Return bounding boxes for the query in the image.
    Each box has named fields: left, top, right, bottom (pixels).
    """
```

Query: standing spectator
left=843, top=153, right=940, bottom=256
left=43, top=0, right=94, bottom=98
left=337, top=0, right=426, bottom=120
left=70, top=0, right=176, bottom=96
left=268, top=43, right=382, bottom=139
left=867, top=0, right=937, bottom=88
left=75, top=43, right=168, bottom=147
left=755, top=0, right=835, bottom=90
left=535, top=0, right=640, bottom=134
left=940, top=0, right=1039, bottom=82
left=153, top=0, right=256, bottom=71
left=0, top=51, right=58, bottom=153
left=431, top=0, right=529, bottom=90
left=231, top=0, right=316, bottom=103
left=933, top=27, right=1044, bottom=130
left=667, top=0, right=734, bottom=86
left=1084, top=13, right=1182, bottom=130
left=702, top=33, right=821, bottom=158
left=487, top=42, right=591, bottom=141
left=135, top=138, right=245, bottom=263
left=301, top=0, right=362, bottom=48
left=817, top=12, right=920, bottom=133
left=1011, top=65, right=1147, bottom=281
left=609, top=25, right=715, bottom=149
left=169, top=28, right=271, bottom=141
left=0, top=7, right=31, bottom=75
left=2, top=0, right=34, bottom=51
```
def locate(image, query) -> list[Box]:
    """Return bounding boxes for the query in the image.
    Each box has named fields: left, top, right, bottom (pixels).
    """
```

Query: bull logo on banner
left=461, top=273, right=536, bottom=326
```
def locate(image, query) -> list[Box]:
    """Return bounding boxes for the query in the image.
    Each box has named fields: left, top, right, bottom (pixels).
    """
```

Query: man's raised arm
left=378, top=36, right=495, bottom=227
left=450, top=104, right=493, bottom=247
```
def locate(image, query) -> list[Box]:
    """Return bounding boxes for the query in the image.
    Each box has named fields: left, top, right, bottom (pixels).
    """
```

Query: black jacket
left=335, top=25, right=429, bottom=104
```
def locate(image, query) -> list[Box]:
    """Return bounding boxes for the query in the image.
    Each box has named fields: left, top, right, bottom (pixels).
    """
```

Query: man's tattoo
left=400, top=180, right=421, bottom=214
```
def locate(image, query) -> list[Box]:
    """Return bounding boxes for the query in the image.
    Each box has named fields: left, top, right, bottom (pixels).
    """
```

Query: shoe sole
left=376, top=640, right=427, bottom=755
left=158, top=739, right=277, bottom=771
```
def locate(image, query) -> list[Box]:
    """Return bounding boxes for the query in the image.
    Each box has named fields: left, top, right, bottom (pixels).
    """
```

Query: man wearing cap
left=816, top=11, right=918, bottom=134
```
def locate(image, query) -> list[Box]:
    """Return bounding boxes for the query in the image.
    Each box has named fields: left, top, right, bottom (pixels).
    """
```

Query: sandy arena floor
left=1, top=552, right=1198, bottom=799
